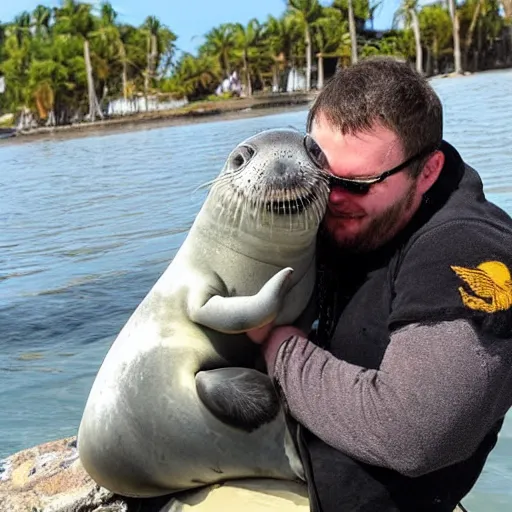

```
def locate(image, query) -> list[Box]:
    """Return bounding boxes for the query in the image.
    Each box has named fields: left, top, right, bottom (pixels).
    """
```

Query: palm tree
left=394, top=0, right=423, bottom=74
left=333, top=0, right=365, bottom=65
left=348, top=0, right=358, bottom=64
left=313, top=8, right=348, bottom=88
left=288, top=0, right=322, bottom=91
left=54, top=0, right=103, bottom=121
left=27, top=58, right=68, bottom=125
left=263, top=14, right=302, bottom=92
left=32, top=5, right=52, bottom=38
left=165, top=53, right=221, bottom=99
left=419, top=4, right=452, bottom=75
left=1, top=17, right=32, bottom=114
left=201, top=24, right=237, bottom=78
left=142, top=16, right=159, bottom=106
left=11, top=11, right=32, bottom=47
left=463, top=0, right=485, bottom=69
left=448, top=0, right=463, bottom=73
left=139, top=16, right=176, bottom=108
left=93, top=2, right=136, bottom=100
left=233, top=19, right=265, bottom=97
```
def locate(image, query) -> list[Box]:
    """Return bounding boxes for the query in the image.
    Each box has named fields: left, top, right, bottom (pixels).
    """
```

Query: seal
left=77, top=128, right=330, bottom=498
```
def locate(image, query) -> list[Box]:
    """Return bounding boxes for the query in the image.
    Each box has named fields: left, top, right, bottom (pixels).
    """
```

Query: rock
left=0, top=436, right=119, bottom=511
left=0, top=437, right=468, bottom=511
left=0, top=437, right=309, bottom=511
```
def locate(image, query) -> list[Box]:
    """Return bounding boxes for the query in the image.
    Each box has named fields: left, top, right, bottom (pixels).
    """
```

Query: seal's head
left=208, top=128, right=330, bottom=235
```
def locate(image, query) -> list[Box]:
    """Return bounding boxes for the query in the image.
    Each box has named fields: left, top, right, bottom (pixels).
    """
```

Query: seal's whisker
left=312, top=192, right=322, bottom=225
left=259, top=189, right=267, bottom=229
left=197, top=172, right=235, bottom=193
left=298, top=194, right=308, bottom=231
left=233, top=191, right=245, bottom=229
left=240, top=191, right=251, bottom=229
left=264, top=188, right=273, bottom=230
left=214, top=182, right=231, bottom=200
left=259, top=192, right=265, bottom=229
left=286, top=188, right=292, bottom=231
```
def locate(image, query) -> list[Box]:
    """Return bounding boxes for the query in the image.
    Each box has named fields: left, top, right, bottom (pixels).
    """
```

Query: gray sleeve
left=272, top=318, right=512, bottom=477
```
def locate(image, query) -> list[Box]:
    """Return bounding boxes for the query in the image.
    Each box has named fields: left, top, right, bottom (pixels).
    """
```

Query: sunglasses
left=304, top=135, right=438, bottom=195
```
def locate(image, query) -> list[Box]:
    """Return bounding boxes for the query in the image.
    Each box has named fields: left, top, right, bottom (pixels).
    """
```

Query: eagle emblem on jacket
left=451, top=261, right=512, bottom=313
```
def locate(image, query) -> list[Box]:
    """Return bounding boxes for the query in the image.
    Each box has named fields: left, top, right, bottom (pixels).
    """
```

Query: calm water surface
left=1, top=69, right=512, bottom=511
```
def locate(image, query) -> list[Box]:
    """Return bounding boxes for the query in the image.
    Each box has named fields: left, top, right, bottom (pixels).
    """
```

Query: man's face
left=311, top=114, right=425, bottom=252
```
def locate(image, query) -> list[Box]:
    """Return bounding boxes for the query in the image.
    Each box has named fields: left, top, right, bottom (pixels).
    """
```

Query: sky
left=0, top=0, right=403, bottom=55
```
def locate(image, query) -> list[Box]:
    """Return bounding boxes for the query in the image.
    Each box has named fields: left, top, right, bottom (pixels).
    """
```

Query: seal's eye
left=304, top=135, right=328, bottom=169
left=230, top=145, right=256, bottom=170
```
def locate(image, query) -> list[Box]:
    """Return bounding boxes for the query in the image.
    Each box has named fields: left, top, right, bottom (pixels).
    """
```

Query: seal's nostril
left=274, top=161, right=288, bottom=176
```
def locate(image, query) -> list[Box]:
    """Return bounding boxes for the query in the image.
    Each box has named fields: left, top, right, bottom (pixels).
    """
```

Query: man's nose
left=329, top=186, right=354, bottom=204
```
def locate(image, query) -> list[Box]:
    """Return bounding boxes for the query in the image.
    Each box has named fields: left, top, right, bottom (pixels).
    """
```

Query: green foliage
left=0, top=0, right=508, bottom=123
left=0, top=1, right=177, bottom=122
left=361, top=34, right=408, bottom=58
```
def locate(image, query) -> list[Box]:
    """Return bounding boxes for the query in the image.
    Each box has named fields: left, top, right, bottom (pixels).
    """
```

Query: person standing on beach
left=248, top=57, right=512, bottom=511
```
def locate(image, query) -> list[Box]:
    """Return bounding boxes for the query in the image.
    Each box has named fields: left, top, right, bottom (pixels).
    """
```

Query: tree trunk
left=272, top=64, right=279, bottom=92
left=305, top=25, right=311, bottom=91
left=317, top=54, right=324, bottom=89
left=348, top=0, right=358, bottom=64
left=463, top=0, right=483, bottom=71
left=504, top=26, right=511, bottom=66
left=243, top=51, right=252, bottom=97
left=434, top=35, right=439, bottom=75
left=144, top=33, right=158, bottom=110
left=425, top=46, right=432, bottom=76
left=144, top=35, right=150, bottom=111
left=410, top=9, right=423, bottom=74
left=45, top=110, right=56, bottom=127
left=505, top=26, right=512, bottom=66
left=120, top=43, right=128, bottom=100
left=150, top=33, right=158, bottom=78
left=448, top=0, right=463, bottom=73
left=83, top=39, right=103, bottom=121
left=477, top=18, right=483, bottom=70
left=224, top=50, right=231, bottom=76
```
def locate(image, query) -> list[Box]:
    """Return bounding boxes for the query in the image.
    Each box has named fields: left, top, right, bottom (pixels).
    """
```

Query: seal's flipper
left=189, top=267, right=294, bottom=333
left=196, top=368, right=280, bottom=432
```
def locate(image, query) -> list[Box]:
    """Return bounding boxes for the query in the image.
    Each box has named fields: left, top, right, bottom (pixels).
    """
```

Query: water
left=1, top=69, right=512, bottom=510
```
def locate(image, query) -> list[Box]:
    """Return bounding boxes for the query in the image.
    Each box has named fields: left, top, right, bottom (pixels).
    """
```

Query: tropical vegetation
left=0, top=0, right=510, bottom=127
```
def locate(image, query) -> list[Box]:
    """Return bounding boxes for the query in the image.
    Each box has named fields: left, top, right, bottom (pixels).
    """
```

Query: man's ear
left=417, top=150, right=445, bottom=195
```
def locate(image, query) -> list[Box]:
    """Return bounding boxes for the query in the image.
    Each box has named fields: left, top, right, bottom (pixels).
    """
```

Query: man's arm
left=263, top=318, right=512, bottom=478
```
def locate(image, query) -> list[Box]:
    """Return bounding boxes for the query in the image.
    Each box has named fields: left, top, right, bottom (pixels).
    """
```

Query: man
left=248, top=57, right=512, bottom=511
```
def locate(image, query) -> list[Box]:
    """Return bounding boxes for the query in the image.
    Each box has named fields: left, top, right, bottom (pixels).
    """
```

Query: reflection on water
left=1, top=69, right=512, bottom=511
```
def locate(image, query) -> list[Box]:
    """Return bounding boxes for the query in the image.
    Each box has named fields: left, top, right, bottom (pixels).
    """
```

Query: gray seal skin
left=77, top=128, right=330, bottom=498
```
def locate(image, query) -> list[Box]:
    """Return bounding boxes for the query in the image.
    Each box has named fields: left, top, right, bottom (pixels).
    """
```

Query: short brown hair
left=307, top=57, right=443, bottom=177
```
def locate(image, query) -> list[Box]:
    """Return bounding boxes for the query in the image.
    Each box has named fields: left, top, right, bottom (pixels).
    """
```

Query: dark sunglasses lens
left=329, top=176, right=370, bottom=194
left=304, top=135, right=328, bottom=168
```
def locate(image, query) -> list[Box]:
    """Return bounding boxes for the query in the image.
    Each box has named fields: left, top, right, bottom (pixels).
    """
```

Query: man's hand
left=246, top=321, right=276, bottom=344
left=247, top=324, right=307, bottom=373
left=247, top=323, right=306, bottom=345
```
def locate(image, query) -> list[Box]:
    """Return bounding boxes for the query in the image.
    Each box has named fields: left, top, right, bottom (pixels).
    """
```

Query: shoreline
left=0, top=92, right=317, bottom=146
left=2, top=66, right=511, bottom=146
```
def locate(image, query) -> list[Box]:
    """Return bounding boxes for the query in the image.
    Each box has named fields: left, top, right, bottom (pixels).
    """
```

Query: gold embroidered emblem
left=451, top=261, right=512, bottom=313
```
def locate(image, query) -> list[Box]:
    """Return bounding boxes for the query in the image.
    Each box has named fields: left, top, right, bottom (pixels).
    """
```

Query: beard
left=325, top=182, right=417, bottom=253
